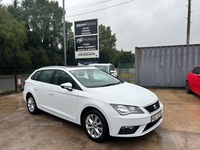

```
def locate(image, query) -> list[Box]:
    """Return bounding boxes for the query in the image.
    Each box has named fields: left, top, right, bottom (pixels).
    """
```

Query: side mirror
left=110, top=70, right=115, bottom=75
left=60, top=82, right=73, bottom=91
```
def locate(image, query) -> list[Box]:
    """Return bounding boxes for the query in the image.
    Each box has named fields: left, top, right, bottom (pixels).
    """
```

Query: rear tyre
left=27, top=95, right=39, bottom=114
left=186, top=81, right=192, bottom=94
left=83, top=110, right=109, bottom=142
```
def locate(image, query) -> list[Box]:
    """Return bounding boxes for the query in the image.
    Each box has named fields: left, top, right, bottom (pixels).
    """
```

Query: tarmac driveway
left=0, top=89, right=200, bottom=150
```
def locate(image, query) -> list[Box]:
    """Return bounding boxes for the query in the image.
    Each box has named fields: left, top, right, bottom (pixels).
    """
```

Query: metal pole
left=49, top=26, right=54, bottom=65
left=13, top=49, right=17, bottom=92
left=63, top=0, right=67, bottom=66
left=51, top=32, right=53, bottom=65
left=186, top=0, right=191, bottom=45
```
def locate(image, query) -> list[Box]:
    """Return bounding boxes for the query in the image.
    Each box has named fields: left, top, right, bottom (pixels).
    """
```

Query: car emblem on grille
left=153, top=104, right=157, bottom=110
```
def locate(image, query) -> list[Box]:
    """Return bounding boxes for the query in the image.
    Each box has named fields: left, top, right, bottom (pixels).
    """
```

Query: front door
left=48, top=70, right=79, bottom=123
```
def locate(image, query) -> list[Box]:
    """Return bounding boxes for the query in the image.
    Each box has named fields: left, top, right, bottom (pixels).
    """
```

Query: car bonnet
left=85, top=82, right=158, bottom=107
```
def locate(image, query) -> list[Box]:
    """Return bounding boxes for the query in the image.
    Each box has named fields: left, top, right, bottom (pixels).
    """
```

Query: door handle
left=49, top=91, right=54, bottom=95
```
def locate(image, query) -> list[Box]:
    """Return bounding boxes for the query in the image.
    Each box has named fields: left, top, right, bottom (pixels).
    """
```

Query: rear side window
left=31, top=71, right=42, bottom=80
left=191, top=67, right=200, bottom=74
left=38, top=70, right=54, bottom=83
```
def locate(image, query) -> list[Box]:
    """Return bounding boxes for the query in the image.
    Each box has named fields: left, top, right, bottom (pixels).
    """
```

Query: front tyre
left=186, top=81, right=192, bottom=94
left=83, top=110, right=109, bottom=142
left=27, top=95, right=39, bottom=114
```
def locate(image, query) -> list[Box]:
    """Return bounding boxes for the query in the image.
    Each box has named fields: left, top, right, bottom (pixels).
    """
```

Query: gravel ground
left=0, top=89, right=200, bottom=150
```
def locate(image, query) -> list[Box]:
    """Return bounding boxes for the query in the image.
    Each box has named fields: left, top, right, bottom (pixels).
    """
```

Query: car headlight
left=110, top=104, right=144, bottom=115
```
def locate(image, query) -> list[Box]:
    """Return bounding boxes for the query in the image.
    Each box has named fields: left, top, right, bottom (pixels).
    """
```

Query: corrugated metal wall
left=135, top=44, right=200, bottom=87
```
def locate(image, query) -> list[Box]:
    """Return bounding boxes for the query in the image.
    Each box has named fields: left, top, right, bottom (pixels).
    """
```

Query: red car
left=186, top=65, right=200, bottom=96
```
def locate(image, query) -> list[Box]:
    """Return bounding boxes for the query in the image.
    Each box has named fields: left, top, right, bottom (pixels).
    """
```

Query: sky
left=2, top=0, right=200, bottom=53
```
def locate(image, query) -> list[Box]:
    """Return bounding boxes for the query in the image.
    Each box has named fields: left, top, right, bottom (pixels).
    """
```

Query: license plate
left=151, top=110, right=162, bottom=122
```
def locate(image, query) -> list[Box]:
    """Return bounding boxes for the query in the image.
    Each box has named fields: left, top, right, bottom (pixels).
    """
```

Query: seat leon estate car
left=186, top=65, right=200, bottom=96
left=23, top=66, right=163, bottom=142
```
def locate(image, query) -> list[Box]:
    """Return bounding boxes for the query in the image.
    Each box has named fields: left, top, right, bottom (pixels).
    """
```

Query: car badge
left=153, top=104, right=157, bottom=110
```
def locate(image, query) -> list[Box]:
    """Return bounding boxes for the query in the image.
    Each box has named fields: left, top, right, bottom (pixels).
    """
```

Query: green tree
left=65, top=22, right=75, bottom=65
left=7, top=0, right=75, bottom=67
left=0, top=6, right=29, bottom=74
left=7, top=0, right=21, bottom=20
left=0, top=7, right=27, bottom=50
left=30, top=46, right=49, bottom=68
left=113, top=50, right=135, bottom=67
left=99, top=24, right=117, bottom=63
left=20, top=0, right=63, bottom=55
left=119, top=50, right=135, bottom=63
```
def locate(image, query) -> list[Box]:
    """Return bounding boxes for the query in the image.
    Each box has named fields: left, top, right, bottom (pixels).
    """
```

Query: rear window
left=31, top=71, right=42, bottom=80
left=39, top=70, right=54, bottom=83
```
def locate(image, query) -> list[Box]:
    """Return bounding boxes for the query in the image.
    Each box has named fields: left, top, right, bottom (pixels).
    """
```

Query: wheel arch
left=26, top=92, right=34, bottom=102
left=80, top=107, right=109, bottom=133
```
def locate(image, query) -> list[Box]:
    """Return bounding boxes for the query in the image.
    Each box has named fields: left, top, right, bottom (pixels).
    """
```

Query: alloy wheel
left=85, top=114, right=103, bottom=139
left=27, top=97, right=35, bottom=112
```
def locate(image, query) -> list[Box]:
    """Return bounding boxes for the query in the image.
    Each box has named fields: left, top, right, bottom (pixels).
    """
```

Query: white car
left=88, top=63, right=118, bottom=78
left=23, top=66, right=163, bottom=142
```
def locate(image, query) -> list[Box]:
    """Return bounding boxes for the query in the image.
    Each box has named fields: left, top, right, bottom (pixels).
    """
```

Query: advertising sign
left=74, top=19, right=99, bottom=59
left=75, top=35, right=99, bottom=59
left=75, top=19, right=97, bottom=36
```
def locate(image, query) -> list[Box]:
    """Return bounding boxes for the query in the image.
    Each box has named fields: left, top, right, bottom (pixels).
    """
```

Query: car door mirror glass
left=60, top=82, right=73, bottom=91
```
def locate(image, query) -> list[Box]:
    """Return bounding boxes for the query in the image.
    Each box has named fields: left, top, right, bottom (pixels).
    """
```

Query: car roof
left=88, top=63, right=111, bottom=66
left=39, top=66, right=97, bottom=71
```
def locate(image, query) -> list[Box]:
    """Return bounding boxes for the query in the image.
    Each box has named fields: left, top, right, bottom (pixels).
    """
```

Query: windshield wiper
left=101, top=82, right=121, bottom=87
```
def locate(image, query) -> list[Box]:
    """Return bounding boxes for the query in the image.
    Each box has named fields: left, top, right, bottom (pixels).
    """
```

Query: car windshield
left=93, top=65, right=108, bottom=73
left=70, top=69, right=122, bottom=88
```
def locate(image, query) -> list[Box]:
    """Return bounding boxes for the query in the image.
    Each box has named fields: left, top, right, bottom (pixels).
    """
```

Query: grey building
left=135, top=44, right=200, bottom=87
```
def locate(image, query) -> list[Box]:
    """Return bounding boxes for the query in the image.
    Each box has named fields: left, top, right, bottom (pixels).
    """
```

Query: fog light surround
left=118, top=126, right=139, bottom=134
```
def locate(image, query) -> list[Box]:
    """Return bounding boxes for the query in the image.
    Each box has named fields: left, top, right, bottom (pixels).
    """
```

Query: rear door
left=32, top=70, right=54, bottom=110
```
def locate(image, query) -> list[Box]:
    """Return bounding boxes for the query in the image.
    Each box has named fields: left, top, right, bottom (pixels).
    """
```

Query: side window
left=109, top=65, right=115, bottom=72
left=38, top=70, right=54, bottom=83
left=53, top=70, right=78, bottom=89
left=191, top=67, right=200, bottom=74
left=31, top=71, right=42, bottom=80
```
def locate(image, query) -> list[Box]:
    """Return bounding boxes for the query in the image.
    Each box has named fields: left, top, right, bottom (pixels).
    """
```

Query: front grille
left=143, top=116, right=162, bottom=132
left=145, top=101, right=160, bottom=113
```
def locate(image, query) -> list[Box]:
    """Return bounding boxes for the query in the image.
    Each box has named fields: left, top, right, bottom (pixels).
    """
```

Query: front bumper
left=108, top=103, right=163, bottom=137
